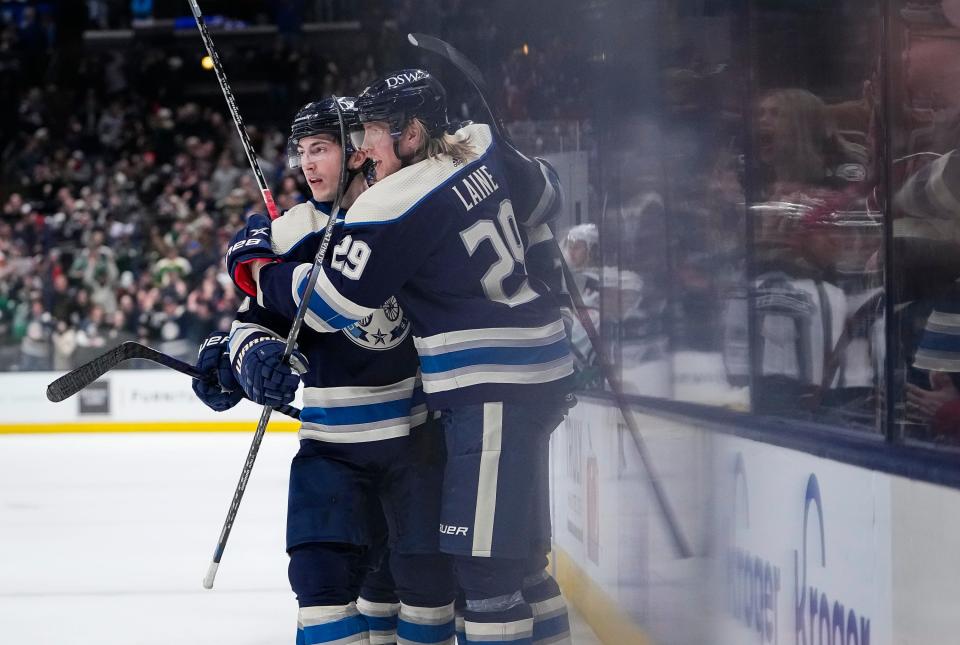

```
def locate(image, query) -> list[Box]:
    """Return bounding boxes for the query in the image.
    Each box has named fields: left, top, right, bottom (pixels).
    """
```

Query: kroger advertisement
left=554, top=397, right=960, bottom=644
left=711, top=437, right=892, bottom=645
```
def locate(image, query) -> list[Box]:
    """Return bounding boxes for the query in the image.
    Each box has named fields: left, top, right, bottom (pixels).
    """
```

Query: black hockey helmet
left=286, top=96, right=359, bottom=169
left=353, top=69, right=450, bottom=142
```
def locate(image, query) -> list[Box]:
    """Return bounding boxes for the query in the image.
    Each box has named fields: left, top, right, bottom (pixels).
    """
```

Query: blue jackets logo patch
left=343, top=296, right=411, bottom=350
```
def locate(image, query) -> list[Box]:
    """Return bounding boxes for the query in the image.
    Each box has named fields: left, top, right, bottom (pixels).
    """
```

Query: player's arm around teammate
left=238, top=73, right=575, bottom=645
left=195, top=97, right=458, bottom=645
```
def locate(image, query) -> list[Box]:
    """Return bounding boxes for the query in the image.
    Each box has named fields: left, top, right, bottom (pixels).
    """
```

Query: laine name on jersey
left=451, top=165, right=500, bottom=211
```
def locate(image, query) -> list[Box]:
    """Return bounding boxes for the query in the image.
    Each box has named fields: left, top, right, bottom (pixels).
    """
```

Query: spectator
left=153, top=245, right=192, bottom=287
left=51, top=320, right=77, bottom=371
left=910, top=288, right=960, bottom=439
left=0, top=2, right=584, bottom=372
left=76, top=304, right=108, bottom=349
left=18, top=299, right=51, bottom=371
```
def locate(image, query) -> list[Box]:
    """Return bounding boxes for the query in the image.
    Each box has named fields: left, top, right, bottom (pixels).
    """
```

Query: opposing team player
left=193, top=97, right=456, bottom=645
left=233, top=71, right=574, bottom=645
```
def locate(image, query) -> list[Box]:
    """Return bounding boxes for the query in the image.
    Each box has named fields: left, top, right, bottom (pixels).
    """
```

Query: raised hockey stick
left=189, top=0, right=350, bottom=589
left=408, top=33, right=693, bottom=558
left=45, top=341, right=301, bottom=419
left=186, top=0, right=279, bottom=220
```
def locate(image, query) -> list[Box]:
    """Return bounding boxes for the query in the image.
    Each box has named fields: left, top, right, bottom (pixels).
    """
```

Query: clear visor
left=287, top=136, right=341, bottom=169
left=349, top=122, right=393, bottom=151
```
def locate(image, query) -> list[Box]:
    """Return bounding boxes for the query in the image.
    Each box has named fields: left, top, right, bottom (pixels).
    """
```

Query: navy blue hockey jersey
left=255, top=124, right=574, bottom=408
left=228, top=200, right=426, bottom=443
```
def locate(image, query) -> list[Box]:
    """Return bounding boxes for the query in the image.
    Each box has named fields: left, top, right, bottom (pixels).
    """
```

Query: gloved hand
left=227, top=213, right=279, bottom=296
left=192, top=331, right=244, bottom=412
left=231, top=331, right=308, bottom=406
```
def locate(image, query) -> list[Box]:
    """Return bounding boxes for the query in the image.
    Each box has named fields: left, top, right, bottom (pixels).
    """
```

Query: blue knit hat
left=914, top=284, right=960, bottom=372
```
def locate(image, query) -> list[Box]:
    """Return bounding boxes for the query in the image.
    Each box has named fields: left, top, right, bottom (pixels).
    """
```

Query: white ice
left=0, top=433, right=601, bottom=644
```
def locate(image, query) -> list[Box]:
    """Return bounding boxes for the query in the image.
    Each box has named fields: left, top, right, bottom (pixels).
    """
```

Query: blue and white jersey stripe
left=413, top=320, right=574, bottom=395
left=263, top=262, right=375, bottom=334
left=252, top=123, right=575, bottom=409
left=299, top=376, right=428, bottom=443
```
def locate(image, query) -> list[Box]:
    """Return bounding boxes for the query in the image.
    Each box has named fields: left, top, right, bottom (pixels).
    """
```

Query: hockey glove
left=231, top=331, right=308, bottom=407
left=192, top=331, right=244, bottom=412
left=227, top=214, right=280, bottom=297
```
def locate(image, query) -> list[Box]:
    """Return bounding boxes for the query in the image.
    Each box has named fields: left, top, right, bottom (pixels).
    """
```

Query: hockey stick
left=186, top=0, right=279, bottom=220
left=408, top=33, right=693, bottom=558
left=45, top=341, right=301, bottom=420
left=189, top=0, right=350, bottom=589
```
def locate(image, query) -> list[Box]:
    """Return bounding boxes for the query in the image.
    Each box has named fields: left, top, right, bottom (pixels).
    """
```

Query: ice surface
left=0, top=432, right=601, bottom=644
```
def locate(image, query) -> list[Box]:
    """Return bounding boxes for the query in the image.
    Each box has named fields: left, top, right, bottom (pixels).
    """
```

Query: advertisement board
left=711, top=436, right=892, bottom=645
left=552, top=397, right=902, bottom=645
left=0, top=370, right=300, bottom=430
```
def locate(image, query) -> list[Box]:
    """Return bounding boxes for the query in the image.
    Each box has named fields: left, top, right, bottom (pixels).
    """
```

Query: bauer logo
left=78, top=380, right=110, bottom=415
left=385, top=70, right=428, bottom=88
left=342, top=296, right=410, bottom=350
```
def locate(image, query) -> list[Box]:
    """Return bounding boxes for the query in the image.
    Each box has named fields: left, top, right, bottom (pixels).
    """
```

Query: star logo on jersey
left=342, top=296, right=410, bottom=351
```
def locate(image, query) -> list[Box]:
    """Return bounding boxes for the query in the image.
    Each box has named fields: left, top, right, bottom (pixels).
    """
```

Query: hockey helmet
left=562, top=223, right=600, bottom=269
left=286, top=96, right=359, bottom=169
left=564, top=223, right=599, bottom=246
left=352, top=69, right=450, bottom=149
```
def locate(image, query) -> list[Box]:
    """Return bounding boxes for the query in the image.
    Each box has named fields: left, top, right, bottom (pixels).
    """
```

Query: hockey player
left=193, top=97, right=456, bottom=645
left=232, top=71, right=574, bottom=645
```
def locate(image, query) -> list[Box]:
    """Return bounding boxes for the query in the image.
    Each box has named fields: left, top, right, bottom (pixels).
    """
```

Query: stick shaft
left=186, top=0, right=279, bottom=219
left=189, top=1, right=349, bottom=588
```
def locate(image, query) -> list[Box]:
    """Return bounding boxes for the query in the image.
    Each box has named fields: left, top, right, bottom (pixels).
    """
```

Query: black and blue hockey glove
left=192, top=331, right=244, bottom=412
left=226, top=213, right=279, bottom=297
left=231, top=331, right=308, bottom=407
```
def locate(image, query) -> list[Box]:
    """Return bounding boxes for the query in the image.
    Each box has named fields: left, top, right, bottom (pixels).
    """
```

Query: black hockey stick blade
left=408, top=33, right=486, bottom=91
left=46, top=341, right=300, bottom=419
left=407, top=33, right=523, bottom=159
left=46, top=341, right=141, bottom=402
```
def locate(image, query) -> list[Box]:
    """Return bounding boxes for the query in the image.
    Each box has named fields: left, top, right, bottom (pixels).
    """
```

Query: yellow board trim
left=0, top=421, right=300, bottom=434
left=552, top=545, right=652, bottom=645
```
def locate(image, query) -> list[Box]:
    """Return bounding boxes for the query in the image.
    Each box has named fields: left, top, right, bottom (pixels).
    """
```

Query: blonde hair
left=760, top=88, right=867, bottom=185
left=410, top=119, right=477, bottom=164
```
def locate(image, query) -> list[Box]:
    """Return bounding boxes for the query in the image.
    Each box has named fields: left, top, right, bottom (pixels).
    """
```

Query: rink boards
left=0, top=370, right=300, bottom=433
left=5, top=372, right=960, bottom=644
left=552, top=396, right=960, bottom=645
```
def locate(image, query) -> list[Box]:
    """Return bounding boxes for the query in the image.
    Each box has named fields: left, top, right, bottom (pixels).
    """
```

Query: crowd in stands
left=0, top=1, right=587, bottom=370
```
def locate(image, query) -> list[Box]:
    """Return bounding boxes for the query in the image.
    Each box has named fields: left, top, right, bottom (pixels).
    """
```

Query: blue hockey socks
left=297, top=603, right=370, bottom=645
left=397, top=602, right=456, bottom=644
left=523, top=571, right=571, bottom=645
left=462, top=592, right=535, bottom=645
left=357, top=596, right=400, bottom=645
